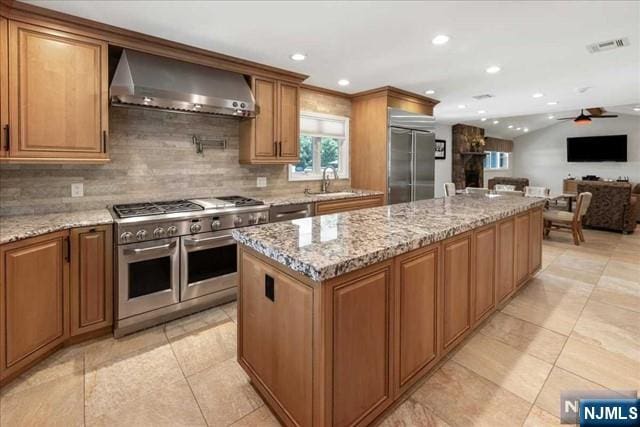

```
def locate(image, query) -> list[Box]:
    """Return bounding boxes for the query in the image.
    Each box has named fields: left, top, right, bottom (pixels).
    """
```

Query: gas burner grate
left=113, top=200, right=203, bottom=218
left=216, top=195, right=264, bottom=207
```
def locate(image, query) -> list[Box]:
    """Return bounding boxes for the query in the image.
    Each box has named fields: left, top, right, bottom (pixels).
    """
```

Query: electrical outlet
left=71, top=183, right=84, bottom=197
left=256, top=177, right=267, bottom=188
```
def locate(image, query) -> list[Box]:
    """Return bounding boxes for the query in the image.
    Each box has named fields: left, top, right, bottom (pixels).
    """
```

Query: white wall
left=512, top=114, right=640, bottom=194
left=434, top=124, right=452, bottom=197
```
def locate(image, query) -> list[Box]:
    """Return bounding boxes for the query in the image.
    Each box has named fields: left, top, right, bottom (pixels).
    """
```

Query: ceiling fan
left=557, top=108, right=618, bottom=124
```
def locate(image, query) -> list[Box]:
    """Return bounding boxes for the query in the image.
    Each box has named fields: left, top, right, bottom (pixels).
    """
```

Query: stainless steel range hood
left=110, top=49, right=255, bottom=117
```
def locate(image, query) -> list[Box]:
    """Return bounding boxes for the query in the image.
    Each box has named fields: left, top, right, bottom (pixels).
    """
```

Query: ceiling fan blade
left=556, top=117, right=575, bottom=120
left=592, top=115, right=618, bottom=118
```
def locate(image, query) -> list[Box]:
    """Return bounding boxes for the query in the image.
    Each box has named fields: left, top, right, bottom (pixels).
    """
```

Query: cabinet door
left=529, top=209, right=543, bottom=274
left=8, top=21, right=108, bottom=160
left=0, top=17, right=7, bottom=158
left=0, top=231, right=69, bottom=380
left=496, top=217, right=516, bottom=304
left=395, top=245, right=439, bottom=393
left=277, top=81, right=299, bottom=159
left=515, top=213, right=530, bottom=286
left=472, top=225, right=496, bottom=325
left=70, top=225, right=113, bottom=336
left=333, top=265, right=392, bottom=427
left=442, top=233, right=472, bottom=351
left=239, top=252, right=312, bottom=426
left=253, top=77, right=278, bottom=158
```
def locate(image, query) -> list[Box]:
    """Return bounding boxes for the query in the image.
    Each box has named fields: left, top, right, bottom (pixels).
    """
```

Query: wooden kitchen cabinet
left=4, top=20, right=109, bottom=163
left=0, top=17, right=7, bottom=159
left=529, top=208, right=543, bottom=274
left=496, top=216, right=516, bottom=304
left=394, top=244, right=440, bottom=394
left=239, top=76, right=299, bottom=164
left=442, top=232, right=472, bottom=351
left=315, top=194, right=385, bottom=215
left=472, top=224, right=496, bottom=325
left=70, top=225, right=113, bottom=337
left=515, top=213, right=530, bottom=287
left=0, top=231, right=69, bottom=384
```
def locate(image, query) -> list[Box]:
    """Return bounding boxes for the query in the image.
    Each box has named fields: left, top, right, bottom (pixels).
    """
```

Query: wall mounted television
left=566, top=135, right=627, bottom=162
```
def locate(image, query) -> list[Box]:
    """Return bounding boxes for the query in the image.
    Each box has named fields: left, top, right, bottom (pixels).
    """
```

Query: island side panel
left=238, top=248, right=314, bottom=426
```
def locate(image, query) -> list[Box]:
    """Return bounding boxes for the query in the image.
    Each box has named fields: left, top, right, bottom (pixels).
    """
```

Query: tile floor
left=1, top=228, right=638, bottom=426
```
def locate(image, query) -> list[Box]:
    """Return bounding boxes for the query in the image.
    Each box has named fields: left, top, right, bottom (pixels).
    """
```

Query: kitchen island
left=232, top=194, right=545, bottom=427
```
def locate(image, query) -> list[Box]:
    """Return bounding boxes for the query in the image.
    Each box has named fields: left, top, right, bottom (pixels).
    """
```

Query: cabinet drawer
left=315, top=195, right=384, bottom=215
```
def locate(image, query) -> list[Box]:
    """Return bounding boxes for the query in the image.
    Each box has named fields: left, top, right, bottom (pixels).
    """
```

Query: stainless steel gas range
left=111, top=196, right=268, bottom=336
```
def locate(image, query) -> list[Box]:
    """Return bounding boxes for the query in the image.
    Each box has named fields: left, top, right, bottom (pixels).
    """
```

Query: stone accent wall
left=452, top=124, right=486, bottom=189
left=0, top=89, right=351, bottom=215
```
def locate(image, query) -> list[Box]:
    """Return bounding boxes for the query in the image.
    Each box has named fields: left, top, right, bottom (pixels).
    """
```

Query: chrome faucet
left=321, top=166, right=338, bottom=193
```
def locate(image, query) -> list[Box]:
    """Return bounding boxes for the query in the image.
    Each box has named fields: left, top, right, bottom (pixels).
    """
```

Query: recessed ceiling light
left=290, top=53, right=306, bottom=61
left=337, top=79, right=350, bottom=86
left=532, top=93, right=544, bottom=98
left=493, top=120, right=499, bottom=124
left=477, top=110, right=486, bottom=114
left=432, top=35, right=450, bottom=45
left=523, top=128, right=529, bottom=132
left=425, top=89, right=435, bottom=95
left=508, top=125, right=514, bottom=129
left=547, top=101, right=558, bottom=106
left=516, top=127, right=522, bottom=130
left=633, top=106, right=640, bottom=112
left=548, top=115, right=555, bottom=119
left=480, top=118, right=487, bottom=121
left=458, top=104, right=467, bottom=109
left=486, top=65, right=501, bottom=74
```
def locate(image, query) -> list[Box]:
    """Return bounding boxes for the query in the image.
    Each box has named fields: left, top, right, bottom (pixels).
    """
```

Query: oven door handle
left=123, top=241, right=176, bottom=255
left=183, top=235, right=233, bottom=247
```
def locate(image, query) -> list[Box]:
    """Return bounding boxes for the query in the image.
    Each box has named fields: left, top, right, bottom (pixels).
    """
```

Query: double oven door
left=118, top=230, right=238, bottom=320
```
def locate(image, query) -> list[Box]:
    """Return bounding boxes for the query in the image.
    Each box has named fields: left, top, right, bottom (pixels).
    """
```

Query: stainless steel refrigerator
left=387, top=111, right=436, bottom=204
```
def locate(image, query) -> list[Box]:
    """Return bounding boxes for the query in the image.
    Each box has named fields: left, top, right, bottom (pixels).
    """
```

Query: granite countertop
left=0, top=210, right=114, bottom=244
left=232, top=194, right=547, bottom=282
left=252, top=189, right=384, bottom=207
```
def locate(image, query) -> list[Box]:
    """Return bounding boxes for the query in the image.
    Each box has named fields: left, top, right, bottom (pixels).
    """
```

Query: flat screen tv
left=566, top=135, right=627, bottom=162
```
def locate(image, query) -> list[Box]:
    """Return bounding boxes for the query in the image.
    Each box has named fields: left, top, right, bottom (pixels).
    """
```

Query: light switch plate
left=256, top=177, right=267, bottom=188
left=71, top=183, right=84, bottom=197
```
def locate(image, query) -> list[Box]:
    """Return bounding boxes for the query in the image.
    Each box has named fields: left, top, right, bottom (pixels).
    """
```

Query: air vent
left=586, top=37, right=630, bottom=53
left=472, top=94, right=494, bottom=100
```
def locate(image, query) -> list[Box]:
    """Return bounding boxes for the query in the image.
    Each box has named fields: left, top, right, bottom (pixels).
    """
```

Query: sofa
left=576, top=181, right=637, bottom=233
left=488, top=177, right=530, bottom=191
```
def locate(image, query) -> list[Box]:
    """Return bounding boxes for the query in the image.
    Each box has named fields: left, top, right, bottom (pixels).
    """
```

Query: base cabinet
left=70, top=225, right=113, bottom=336
left=0, top=231, right=69, bottom=383
left=238, top=207, right=543, bottom=427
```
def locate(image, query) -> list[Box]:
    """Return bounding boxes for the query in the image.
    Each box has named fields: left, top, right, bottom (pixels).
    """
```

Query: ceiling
left=463, top=104, right=640, bottom=139
left=27, top=1, right=640, bottom=121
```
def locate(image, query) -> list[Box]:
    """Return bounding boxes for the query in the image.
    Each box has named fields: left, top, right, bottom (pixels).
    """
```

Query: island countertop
left=232, top=194, right=546, bottom=281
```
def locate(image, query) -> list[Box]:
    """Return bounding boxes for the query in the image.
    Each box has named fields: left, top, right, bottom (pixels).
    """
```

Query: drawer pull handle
left=265, top=274, right=275, bottom=302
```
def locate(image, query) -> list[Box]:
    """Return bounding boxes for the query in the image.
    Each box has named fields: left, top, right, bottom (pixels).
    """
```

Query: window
left=484, top=151, right=510, bottom=170
left=288, top=112, right=349, bottom=181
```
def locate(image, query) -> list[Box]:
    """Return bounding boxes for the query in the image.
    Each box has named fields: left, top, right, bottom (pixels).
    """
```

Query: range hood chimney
left=110, top=49, right=255, bottom=118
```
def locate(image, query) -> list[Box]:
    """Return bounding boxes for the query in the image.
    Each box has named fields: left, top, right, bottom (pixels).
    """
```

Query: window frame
left=288, top=111, right=350, bottom=181
left=483, top=150, right=510, bottom=171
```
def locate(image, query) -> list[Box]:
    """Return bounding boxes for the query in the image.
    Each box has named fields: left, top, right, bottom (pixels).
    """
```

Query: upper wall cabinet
left=239, top=76, right=299, bottom=164
left=2, top=21, right=109, bottom=164
left=0, top=17, right=8, bottom=159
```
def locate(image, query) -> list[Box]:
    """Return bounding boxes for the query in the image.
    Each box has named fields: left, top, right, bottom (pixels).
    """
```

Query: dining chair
left=524, top=186, right=550, bottom=197
left=496, top=190, right=524, bottom=197
left=543, top=192, right=592, bottom=245
left=495, top=184, right=516, bottom=191
left=444, top=182, right=456, bottom=197
left=465, top=187, right=490, bottom=195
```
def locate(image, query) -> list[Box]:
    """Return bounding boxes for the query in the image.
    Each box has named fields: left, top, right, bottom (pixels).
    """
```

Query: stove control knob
left=166, top=226, right=178, bottom=236
left=136, top=230, right=147, bottom=241
left=120, top=231, right=133, bottom=243
left=234, top=217, right=243, bottom=226
left=211, top=220, right=221, bottom=230
left=190, top=223, right=202, bottom=234
left=258, top=214, right=267, bottom=223
left=248, top=215, right=257, bottom=225
left=153, top=227, right=166, bottom=238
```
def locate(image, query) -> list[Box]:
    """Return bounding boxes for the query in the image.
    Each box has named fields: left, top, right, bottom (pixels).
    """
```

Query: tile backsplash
left=0, top=89, right=351, bottom=216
